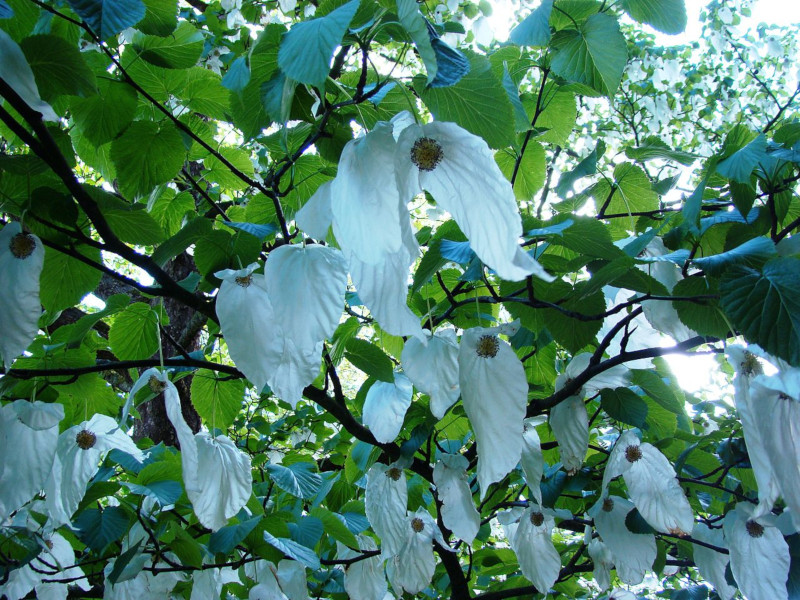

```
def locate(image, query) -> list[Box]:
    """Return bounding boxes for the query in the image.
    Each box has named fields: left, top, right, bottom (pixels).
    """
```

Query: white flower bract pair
left=0, top=29, right=58, bottom=121
left=215, top=243, right=347, bottom=406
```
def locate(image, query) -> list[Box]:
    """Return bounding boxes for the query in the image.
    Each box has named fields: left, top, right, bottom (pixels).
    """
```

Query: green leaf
left=592, top=162, right=658, bottom=217
left=169, top=525, right=204, bottom=567
left=263, top=530, right=321, bottom=570
left=190, top=369, right=244, bottom=431
left=94, top=192, right=166, bottom=245
left=625, top=136, right=696, bottom=166
left=550, top=216, right=625, bottom=260
left=344, top=338, right=395, bottom=382
left=21, top=34, right=96, bottom=100
left=671, top=277, right=730, bottom=338
left=74, top=507, right=130, bottom=552
left=419, top=51, right=514, bottom=149
left=138, top=0, right=177, bottom=36
left=620, top=0, right=687, bottom=34
left=397, top=0, right=437, bottom=83
left=40, top=245, right=103, bottom=312
left=309, top=507, right=359, bottom=548
left=67, top=0, right=146, bottom=39
left=555, top=141, right=604, bottom=198
left=601, top=387, right=648, bottom=428
left=132, top=21, right=204, bottom=69
left=631, top=369, right=685, bottom=415
left=204, top=147, right=255, bottom=191
left=266, top=462, right=323, bottom=499
left=208, top=516, right=262, bottom=554
left=509, top=0, right=553, bottom=46
left=180, top=67, right=230, bottom=120
left=66, top=293, right=130, bottom=347
left=193, top=229, right=262, bottom=278
left=120, top=47, right=189, bottom=102
left=122, top=480, right=182, bottom=505
left=107, top=540, right=143, bottom=584
left=532, top=86, right=577, bottom=146
left=70, top=79, right=138, bottom=146
left=147, top=189, right=195, bottom=237
left=692, top=237, right=776, bottom=277
left=110, top=120, right=185, bottom=199
left=717, top=133, right=767, bottom=184
left=277, top=0, right=360, bottom=89
left=152, top=217, right=213, bottom=267
left=109, top=302, right=159, bottom=360
left=550, top=13, right=627, bottom=97
left=720, top=258, right=800, bottom=366
left=496, top=143, right=546, bottom=201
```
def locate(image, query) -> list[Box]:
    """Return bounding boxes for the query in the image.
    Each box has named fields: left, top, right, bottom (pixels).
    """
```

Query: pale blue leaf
left=68, top=0, right=146, bottom=39
left=122, top=480, right=182, bottom=505
left=693, top=237, right=777, bottom=277
left=263, top=531, right=321, bottom=569
left=717, top=134, right=768, bottom=183
left=509, top=0, right=553, bottom=46
left=74, top=507, right=130, bottom=552
left=429, top=35, right=470, bottom=88
left=0, top=1, right=13, bottom=18
left=223, top=220, right=278, bottom=240
left=266, top=462, right=323, bottom=498
left=208, top=515, right=262, bottom=554
left=440, top=239, right=475, bottom=264
left=277, top=0, right=360, bottom=89
left=526, top=219, right=574, bottom=238
left=502, top=64, right=530, bottom=131
left=288, top=515, right=324, bottom=548
left=221, top=57, right=251, bottom=92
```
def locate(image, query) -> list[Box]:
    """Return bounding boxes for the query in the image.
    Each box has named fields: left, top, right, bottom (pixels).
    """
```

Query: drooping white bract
left=691, top=522, right=736, bottom=600
left=190, top=568, right=240, bottom=600
left=587, top=538, right=614, bottom=592
left=0, top=29, right=58, bottom=121
left=748, top=366, right=800, bottom=531
left=608, top=589, right=638, bottom=600
left=603, top=431, right=694, bottom=535
left=362, top=372, right=413, bottom=443
left=245, top=560, right=307, bottom=600
left=589, top=495, right=656, bottom=585
left=0, top=400, right=63, bottom=521
left=0, top=223, right=44, bottom=369
left=599, top=288, right=663, bottom=368
left=401, top=328, right=460, bottom=419
left=215, top=263, right=276, bottom=392
left=565, top=352, right=631, bottom=396
left=394, top=508, right=447, bottom=595
left=521, top=418, right=544, bottom=505
left=459, top=323, right=527, bottom=498
left=394, top=120, right=552, bottom=282
left=340, top=535, right=388, bottom=600
left=724, top=504, right=790, bottom=600
left=433, top=453, right=480, bottom=544
left=263, top=244, right=348, bottom=406
left=511, top=505, right=561, bottom=594
left=1, top=532, right=90, bottom=600
left=149, top=368, right=252, bottom=531
left=274, top=560, right=309, bottom=600
left=295, top=180, right=333, bottom=240
left=726, top=345, right=779, bottom=519
left=46, top=413, right=143, bottom=527
left=103, top=561, right=182, bottom=600
left=549, top=382, right=588, bottom=475
left=365, top=462, right=408, bottom=557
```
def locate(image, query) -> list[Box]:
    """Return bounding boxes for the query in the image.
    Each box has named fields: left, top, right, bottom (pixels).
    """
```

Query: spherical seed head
left=779, top=392, right=792, bottom=401
left=45, top=540, right=54, bottom=550
left=530, top=511, right=545, bottom=526
left=9, top=233, right=36, bottom=259
left=476, top=335, right=500, bottom=358
left=235, top=275, right=252, bottom=287
left=602, top=497, right=614, bottom=512
left=411, top=517, right=425, bottom=533
left=148, top=375, right=166, bottom=394
left=76, top=429, right=97, bottom=449
left=746, top=519, right=764, bottom=538
left=410, top=137, right=444, bottom=171
left=624, top=444, right=642, bottom=463
left=741, top=352, right=763, bottom=377
left=387, top=467, right=403, bottom=481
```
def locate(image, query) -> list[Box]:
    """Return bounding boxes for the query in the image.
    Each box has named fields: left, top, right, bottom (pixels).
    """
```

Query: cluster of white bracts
left=498, top=505, right=563, bottom=594
left=296, top=111, right=551, bottom=342
left=215, top=244, right=348, bottom=406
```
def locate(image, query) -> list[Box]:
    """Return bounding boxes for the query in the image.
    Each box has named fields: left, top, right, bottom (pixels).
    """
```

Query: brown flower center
left=779, top=393, right=792, bottom=401
left=235, top=275, right=252, bottom=287
left=76, top=429, right=97, bottom=450
left=530, top=511, right=545, bottom=526
left=602, top=497, right=614, bottom=512
left=475, top=335, right=499, bottom=358
left=410, top=137, right=444, bottom=171
left=625, top=445, right=643, bottom=463
left=148, top=375, right=166, bottom=394
left=9, top=233, right=36, bottom=259
left=740, top=352, right=763, bottom=377
left=411, top=517, right=425, bottom=533
left=386, top=467, right=403, bottom=481
left=745, top=519, right=764, bottom=538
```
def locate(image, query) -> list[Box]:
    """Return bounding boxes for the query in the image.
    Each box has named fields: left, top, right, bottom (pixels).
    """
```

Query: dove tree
left=1, top=0, right=800, bottom=599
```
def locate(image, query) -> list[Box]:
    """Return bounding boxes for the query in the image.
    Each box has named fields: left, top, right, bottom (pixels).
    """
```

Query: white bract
left=394, top=508, right=447, bottom=595
left=340, top=535, right=387, bottom=600
left=362, top=372, right=413, bottom=443
left=46, top=413, right=143, bottom=527
left=433, top=453, right=480, bottom=544
left=724, top=504, right=790, bottom=600
left=589, top=495, right=656, bottom=585
left=0, top=29, right=58, bottom=121
left=295, top=180, right=333, bottom=240
left=587, top=538, right=614, bottom=592
left=458, top=323, right=527, bottom=498
left=510, top=505, right=561, bottom=594
left=691, top=522, right=736, bottom=600
left=143, top=369, right=252, bottom=531
left=603, top=431, right=694, bottom=535
left=401, top=328, right=460, bottom=419
left=103, top=561, right=182, bottom=600
left=521, top=418, right=544, bottom=505
left=549, top=387, right=588, bottom=475
left=191, top=568, right=240, bottom=600
left=394, top=119, right=552, bottom=282
left=0, top=223, right=44, bottom=369
left=365, top=462, right=408, bottom=557
left=0, top=400, right=63, bottom=521
left=726, top=345, right=780, bottom=518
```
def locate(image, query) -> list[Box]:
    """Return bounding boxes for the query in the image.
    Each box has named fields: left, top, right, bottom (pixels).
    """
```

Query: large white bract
left=692, top=522, right=737, bottom=600
left=433, top=453, right=480, bottom=544
left=401, top=328, right=460, bottom=419
left=510, top=505, right=561, bottom=594
left=0, top=29, right=58, bottom=121
left=362, top=372, right=413, bottom=444
left=340, top=535, right=387, bottom=600
left=365, top=462, right=408, bottom=558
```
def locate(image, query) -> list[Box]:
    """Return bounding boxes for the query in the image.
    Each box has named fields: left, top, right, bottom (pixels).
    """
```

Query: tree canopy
left=1, top=0, right=800, bottom=599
